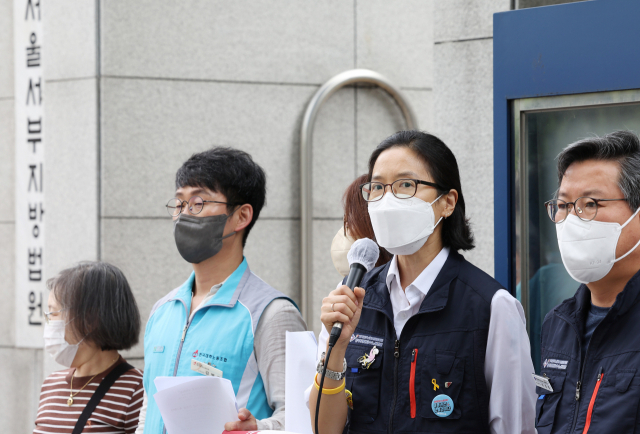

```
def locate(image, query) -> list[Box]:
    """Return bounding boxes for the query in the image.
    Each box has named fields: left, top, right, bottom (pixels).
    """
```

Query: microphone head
left=347, top=238, right=380, bottom=272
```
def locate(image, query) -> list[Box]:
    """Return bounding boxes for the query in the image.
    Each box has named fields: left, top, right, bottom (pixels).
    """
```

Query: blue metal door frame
left=493, top=0, right=640, bottom=291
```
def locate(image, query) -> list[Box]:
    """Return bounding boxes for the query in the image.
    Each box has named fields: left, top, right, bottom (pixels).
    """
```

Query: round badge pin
left=431, top=394, right=454, bottom=417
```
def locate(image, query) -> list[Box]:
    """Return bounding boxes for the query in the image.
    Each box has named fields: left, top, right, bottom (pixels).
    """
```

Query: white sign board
left=285, top=331, right=317, bottom=434
left=14, top=0, right=45, bottom=347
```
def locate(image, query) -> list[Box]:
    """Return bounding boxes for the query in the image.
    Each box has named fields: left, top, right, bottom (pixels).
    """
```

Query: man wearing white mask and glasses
left=536, top=130, right=640, bottom=433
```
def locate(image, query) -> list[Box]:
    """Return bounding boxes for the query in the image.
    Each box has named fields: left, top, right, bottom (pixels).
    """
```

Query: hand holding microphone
left=321, top=238, right=380, bottom=348
left=315, top=238, right=380, bottom=434
left=320, top=285, right=365, bottom=348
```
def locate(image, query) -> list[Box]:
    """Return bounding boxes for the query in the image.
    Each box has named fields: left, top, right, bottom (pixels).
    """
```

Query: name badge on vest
left=532, top=373, right=554, bottom=392
left=191, top=359, right=223, bottom=377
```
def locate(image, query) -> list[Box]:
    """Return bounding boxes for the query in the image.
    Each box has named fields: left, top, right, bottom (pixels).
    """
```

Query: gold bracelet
left=314, top=373, right=346, bottom=395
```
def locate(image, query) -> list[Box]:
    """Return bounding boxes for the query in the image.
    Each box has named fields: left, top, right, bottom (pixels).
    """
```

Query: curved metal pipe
left=300, top=69, right=418, bottom=324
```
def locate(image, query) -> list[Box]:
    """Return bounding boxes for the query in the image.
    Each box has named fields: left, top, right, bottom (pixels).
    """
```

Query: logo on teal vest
left=192, top=348, right=228, bottom=362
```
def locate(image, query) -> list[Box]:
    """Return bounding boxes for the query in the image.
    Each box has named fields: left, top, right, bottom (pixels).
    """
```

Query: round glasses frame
left=360, top=178, right=444, bottom=202
left=544, top=197, right=628, bottom=224
left=166, top=196, right=234, bottom=217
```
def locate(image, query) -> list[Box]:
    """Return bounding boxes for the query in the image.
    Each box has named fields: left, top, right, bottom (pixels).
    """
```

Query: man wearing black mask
left=136, top=147, right=306, bottom=433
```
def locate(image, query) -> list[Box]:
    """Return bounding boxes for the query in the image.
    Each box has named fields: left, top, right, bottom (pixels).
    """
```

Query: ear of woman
left=440, top=189, right=458, bottom=219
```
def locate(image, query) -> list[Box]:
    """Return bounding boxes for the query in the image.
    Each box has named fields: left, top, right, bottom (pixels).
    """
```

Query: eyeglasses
left=360, top=179, right=444, bottom=202
left=166, top=196, right=234, bottom=217
left=43, top=308, right=66, bottom=325
left=544, top=197, right=628, bottom=223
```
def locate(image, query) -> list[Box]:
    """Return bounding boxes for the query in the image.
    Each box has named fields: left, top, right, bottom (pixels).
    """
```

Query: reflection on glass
left=516, top=102, right=640, bottom=372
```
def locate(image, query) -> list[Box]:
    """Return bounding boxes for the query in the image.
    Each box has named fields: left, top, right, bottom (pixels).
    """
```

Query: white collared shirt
left=386, top=247, right=450, bottom=338
left=311, top=249, right=537, bottom=434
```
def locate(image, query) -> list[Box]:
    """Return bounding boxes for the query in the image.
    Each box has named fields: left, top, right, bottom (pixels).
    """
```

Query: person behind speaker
left=310, top=130, right=536, bottom=434
left=330, top=173, right=392, bottom=277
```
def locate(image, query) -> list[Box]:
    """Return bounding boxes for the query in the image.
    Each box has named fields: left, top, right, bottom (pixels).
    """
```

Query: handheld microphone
left=315, top=238, right=380, bottom=434
left=328, top=238, right=380, bottom=347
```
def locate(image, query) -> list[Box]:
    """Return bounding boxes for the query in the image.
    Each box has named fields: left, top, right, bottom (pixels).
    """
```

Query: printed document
left=154, top=376, right=239, bottom=434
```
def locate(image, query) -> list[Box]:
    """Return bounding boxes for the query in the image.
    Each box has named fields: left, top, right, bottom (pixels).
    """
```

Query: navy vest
left=343, top=250, right=500, bottom=434
left=536, top=269, right=640, bottom=433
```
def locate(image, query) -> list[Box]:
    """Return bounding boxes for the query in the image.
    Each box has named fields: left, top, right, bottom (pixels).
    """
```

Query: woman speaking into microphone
left=310, top=131, right=536, bottom=434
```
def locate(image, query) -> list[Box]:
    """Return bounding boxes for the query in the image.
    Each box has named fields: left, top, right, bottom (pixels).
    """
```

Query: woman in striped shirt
left=35, top=262, right=143, bottom=434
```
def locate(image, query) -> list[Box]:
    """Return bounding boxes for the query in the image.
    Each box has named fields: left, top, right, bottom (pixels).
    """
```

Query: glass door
left=513, top=89, right=640, bottom=372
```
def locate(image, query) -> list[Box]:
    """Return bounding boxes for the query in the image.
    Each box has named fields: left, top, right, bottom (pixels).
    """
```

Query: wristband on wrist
left=314, top=373, right=346, bottom=394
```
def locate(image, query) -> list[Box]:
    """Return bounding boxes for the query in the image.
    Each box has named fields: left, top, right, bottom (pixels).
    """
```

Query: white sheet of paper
left=285, top=331, right=318, bottom=434
left=154, top=375, right=201, bottom=392
left=153, top=376, right=239, bottom=434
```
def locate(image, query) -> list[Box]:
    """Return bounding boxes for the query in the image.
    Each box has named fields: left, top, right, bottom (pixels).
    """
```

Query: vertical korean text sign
left=14, top=0, right=45, bottom=347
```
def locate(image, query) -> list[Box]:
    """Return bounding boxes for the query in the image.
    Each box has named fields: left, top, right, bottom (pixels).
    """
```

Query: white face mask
left=368, top=193, right=443, bottom=256
left=556, top=207, right=640, bottom=284
left=330, top=226, right=356, bottom=277
left=43, top=320, right=84, bottom=367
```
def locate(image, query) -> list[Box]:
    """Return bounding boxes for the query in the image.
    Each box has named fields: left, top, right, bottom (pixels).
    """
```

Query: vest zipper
left=553, top=312, right=583, bottom=432
left=163, top=301, right=215, bottom=433
left=555, top=311, right=607, bottom=433
left=162, top=300, right=192, bottom=434
left=387, top=339, right=400, bottom=434
left=581, top=367, right=604, bottom=434
left=410, top=348, right=418, bottom=418
left=174, top=301, right=211, bottom=370
left=173, top=314, right=192, bottom=375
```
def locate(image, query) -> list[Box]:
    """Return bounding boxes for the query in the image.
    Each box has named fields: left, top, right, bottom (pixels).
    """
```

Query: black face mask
left=173, top=211, right=236, bottom=264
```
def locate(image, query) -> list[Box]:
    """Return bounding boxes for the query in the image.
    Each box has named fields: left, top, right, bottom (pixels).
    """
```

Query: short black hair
left=557, top=130, right=640, bottom=211
left=47, top=262, right=141, bottom=351
left=368, top=130, right=475, bottom=251
left=175, top=147, right=266, bottom=246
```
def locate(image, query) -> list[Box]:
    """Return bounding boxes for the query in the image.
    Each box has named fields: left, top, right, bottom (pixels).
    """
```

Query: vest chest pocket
left=588, top=368, right=639, bottom=431
left=344, top=343, right=384, bottom=423
left=420, top=350, right=464, bottom=421
left=535, top=371, right=566, bottom=431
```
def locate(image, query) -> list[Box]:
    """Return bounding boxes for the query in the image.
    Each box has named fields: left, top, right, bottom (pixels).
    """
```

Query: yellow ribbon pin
left=432, top=379, right=440, bottom=391
left=345, top=389, right=353, bottom=410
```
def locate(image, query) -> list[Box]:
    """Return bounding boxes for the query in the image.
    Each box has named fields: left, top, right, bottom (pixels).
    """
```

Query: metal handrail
left=300, top=69, right=418, bottom=324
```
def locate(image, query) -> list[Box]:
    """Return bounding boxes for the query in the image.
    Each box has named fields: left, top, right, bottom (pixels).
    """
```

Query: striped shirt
left=34, top=358, right=144, bottom=434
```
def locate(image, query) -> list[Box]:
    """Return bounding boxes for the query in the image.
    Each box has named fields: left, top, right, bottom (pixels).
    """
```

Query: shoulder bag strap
left=72, top=362, right=134, bottom=434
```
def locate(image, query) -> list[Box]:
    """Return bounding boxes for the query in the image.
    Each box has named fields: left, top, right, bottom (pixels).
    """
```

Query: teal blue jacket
left=142, top=259, right=293, bottom=434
